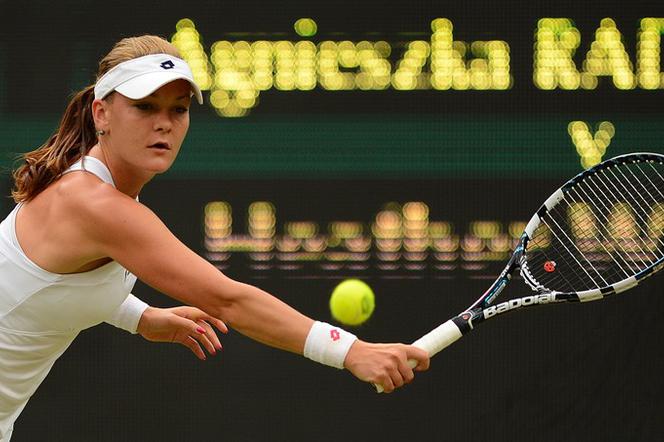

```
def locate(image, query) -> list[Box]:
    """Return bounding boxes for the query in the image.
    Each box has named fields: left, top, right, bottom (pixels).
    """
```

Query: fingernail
left=197, top=327, right=206, bottom=334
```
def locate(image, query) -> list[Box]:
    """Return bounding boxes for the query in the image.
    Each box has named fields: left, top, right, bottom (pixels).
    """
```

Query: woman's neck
left=86, top=145, right=152, bottom=198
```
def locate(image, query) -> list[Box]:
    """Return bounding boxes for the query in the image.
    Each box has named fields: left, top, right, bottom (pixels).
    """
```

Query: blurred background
left=0, top=1, right=662, bottom=440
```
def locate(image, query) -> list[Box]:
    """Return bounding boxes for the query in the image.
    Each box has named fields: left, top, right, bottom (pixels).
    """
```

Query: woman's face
left=95, top=79, right=192, bottom=176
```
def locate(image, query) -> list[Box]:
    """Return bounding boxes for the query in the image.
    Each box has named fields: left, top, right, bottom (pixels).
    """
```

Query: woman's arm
left=76, top=185, right=429, bottom=391
left=84, top=189, right=318, bottom=352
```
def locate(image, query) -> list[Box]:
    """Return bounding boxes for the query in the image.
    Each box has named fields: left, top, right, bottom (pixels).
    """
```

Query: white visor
left=94, top=53, right=203, bottom=104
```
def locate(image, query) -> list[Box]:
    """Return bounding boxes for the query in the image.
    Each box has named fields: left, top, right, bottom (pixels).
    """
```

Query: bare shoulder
left=53, top=172, right=133, bottom=215
left=54, top=171, right=174, bottom=251
left=14, top=171, right=150, bottom=272
left=53, top=171, right=139, bottom=230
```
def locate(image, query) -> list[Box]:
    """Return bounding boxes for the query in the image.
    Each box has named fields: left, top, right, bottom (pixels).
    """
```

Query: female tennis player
left=0, top=35, right=429, bottom=440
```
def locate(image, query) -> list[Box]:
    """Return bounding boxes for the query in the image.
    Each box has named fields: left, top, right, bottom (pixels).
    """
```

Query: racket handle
left=374, top=319, right=463, bottom=393
left=411, top=319, right=463, bottom=357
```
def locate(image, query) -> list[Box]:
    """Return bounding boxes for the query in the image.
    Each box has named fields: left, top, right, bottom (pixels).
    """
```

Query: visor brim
left=114, top=71, right=203, bottom=104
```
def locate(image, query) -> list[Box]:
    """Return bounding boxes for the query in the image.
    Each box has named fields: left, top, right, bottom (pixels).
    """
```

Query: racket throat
left=452, top=315, right=475, bottom=334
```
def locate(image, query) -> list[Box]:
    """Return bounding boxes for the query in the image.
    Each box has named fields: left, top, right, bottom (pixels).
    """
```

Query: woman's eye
left=135, top=103, right=153, bottom=111
left=175, top=107, right=189, bottom=114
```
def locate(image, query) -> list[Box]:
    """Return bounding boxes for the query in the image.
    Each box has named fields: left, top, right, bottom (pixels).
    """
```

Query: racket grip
left=374, top=319, right=463, bottom=393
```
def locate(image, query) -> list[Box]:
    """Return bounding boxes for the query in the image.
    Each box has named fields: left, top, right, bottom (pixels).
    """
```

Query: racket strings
left=570, top=189, right=648, bottom=272
left=530, top=189, right=630, bottom=290
left=599, top=168, right=664, bottom=257
left=584, top=162, right=663, bottom=246
left=597, top=200, right=661, bottom=265
left=620, top=165, right=664, bottom=241
left=529, top=205, right=639, bottom=292
left=545, top=215, right=609, bottom=285
left=525, top=159, right=664, bottom=293
left=583, top=173, right=659, bottom=264
left=562, top=192, right=635, bottom=277
left=599, top=166, right=664, bottom=263
left=578, top=165, right=663, bottom=268
left=526, top=215, right=602, bottom=292
left=564, top=186, right=649, bottom=283
left=569, top=189, right=630, bottom=277
left=601, top=167, right=664, bottom=247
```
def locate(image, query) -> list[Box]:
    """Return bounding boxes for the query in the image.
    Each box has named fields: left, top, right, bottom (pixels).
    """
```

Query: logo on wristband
left=330, top=329, right=340, bottom=341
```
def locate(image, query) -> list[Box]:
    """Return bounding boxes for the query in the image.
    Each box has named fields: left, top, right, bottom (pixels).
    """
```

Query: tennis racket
left=376, top=152, right=664, bottom=392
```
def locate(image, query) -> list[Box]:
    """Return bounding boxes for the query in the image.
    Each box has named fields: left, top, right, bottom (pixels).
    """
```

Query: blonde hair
left=12, top=35, right=181, bottom=202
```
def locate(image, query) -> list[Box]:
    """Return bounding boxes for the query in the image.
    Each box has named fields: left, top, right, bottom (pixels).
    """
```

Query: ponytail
left=12, top=85, right=97, bottom=202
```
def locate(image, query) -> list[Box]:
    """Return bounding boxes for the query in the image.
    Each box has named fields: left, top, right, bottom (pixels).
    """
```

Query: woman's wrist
left=136, top=306, right=157, bottom=337
left=303, top=321, right=357, bottom=369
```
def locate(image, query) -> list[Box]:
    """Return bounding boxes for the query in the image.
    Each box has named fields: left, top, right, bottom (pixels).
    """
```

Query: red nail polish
left=197, top=327, right=205, bottom=334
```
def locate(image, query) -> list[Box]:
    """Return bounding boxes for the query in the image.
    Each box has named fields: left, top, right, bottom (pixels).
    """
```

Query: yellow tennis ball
left=329, top=279, right=375, bottom=326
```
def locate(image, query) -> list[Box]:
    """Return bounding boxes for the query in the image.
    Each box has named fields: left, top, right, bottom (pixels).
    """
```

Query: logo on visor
left=160, top=60, right=175, bottom=70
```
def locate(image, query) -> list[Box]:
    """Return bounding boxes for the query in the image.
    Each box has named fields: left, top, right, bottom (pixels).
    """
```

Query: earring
left=96, top=129, right=106, bottom=136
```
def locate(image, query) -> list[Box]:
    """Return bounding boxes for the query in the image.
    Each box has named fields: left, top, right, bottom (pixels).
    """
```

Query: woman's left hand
left=136, top=306, right=228, bottom=360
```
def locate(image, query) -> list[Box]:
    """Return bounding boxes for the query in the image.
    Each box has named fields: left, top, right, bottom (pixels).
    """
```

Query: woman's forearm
left=213, top=280, right=315, bottom=354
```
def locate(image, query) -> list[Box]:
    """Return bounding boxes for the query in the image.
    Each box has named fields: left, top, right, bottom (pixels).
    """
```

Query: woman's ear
left=92, top=98, right=110, bottom=133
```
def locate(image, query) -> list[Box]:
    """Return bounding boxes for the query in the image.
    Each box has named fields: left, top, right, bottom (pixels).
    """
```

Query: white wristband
left=105, top=294, right=149, bottom=334
left=303, top=321, right=357, bottom=369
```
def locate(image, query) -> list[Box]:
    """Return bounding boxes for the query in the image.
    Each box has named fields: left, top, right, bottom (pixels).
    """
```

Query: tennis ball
left=329, top=279, right=375, bottom=326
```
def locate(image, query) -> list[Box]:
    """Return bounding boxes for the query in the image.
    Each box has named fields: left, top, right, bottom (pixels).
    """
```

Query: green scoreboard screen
left=0, top=1, right=661, bottom=178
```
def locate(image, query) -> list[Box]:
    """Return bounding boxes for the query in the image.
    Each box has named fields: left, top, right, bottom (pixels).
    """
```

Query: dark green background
left=1, top=116, right=662, bottom=179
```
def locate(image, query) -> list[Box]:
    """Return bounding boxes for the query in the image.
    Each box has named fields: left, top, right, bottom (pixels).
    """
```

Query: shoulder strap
left=63, top=156, right=115, bottom=188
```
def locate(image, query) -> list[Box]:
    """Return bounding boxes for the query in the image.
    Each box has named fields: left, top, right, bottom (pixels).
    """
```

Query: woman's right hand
left=343, top=340, right=430, bottom=393
left=137, top=306, right=228, bottom=360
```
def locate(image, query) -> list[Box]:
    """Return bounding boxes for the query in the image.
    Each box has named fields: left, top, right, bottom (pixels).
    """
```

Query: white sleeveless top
left=0, top=157, right=137, bottom=440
